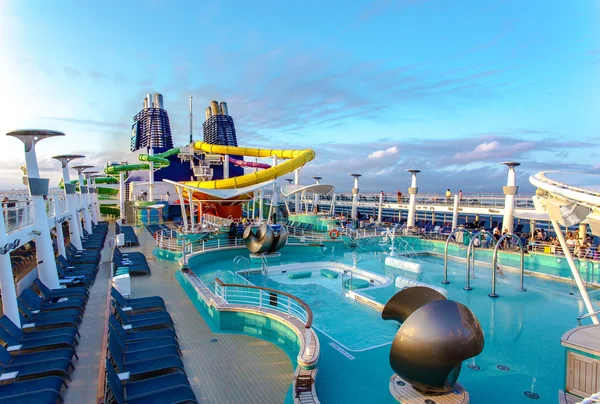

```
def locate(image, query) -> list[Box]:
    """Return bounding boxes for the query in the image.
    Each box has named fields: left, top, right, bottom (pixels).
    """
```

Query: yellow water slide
left=183, top=141, right=315, bottom=190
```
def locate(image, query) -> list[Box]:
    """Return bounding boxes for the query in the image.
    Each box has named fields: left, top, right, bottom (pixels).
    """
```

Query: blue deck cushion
left=348, top=278, right=370, bottom=290
left=288, top=271, right=312, bottom=279
left=320, top=269, right=339, bottom=279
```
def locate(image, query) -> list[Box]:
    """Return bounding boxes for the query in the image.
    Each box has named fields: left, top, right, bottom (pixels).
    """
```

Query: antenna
left=189, top=96, right=193, bottom=145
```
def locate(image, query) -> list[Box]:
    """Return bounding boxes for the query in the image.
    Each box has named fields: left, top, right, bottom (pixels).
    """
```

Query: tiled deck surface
left=66, top=224, right=293, bottom=403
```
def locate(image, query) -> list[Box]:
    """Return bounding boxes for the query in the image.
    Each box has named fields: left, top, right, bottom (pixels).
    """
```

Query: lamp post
left=84, top=171, right=99, bottom=225
left=312, top=176, right=322, bottom=213
left=71, top=165, right=94, bottom=234
left=52, top=155, right=84, bottom=249
left=7, top=130, right=63, bottom=289
left=501, top=162, right=520, bottom=234
left=350, top=174, right=361, bottom=221
left=90, top=173, right=103, bottom=222
left=406, top=169, right=420, bottom=228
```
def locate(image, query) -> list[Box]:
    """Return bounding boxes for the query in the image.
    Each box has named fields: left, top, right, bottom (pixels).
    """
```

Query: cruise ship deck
left=62, top=227, right=294, bottom=403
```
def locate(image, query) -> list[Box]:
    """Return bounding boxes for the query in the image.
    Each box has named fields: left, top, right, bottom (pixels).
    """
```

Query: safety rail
left=155, top=229, right=186, bottom=251
left=203, top=213, right=241, bottom=228
left=578, top=309, right=600, bottom=326
left=260, top=253, right=269, bottom=276
left=214, top=278, right=313, bottom=328
left=285, top=226, right=327, bottom=242
left=183, top=237, right=245, bottom=256
left=313, top=192, right=535, bottom=209
left=233, top=255, right=251, bottom=277
left=2, top=197, right=69, bottom=233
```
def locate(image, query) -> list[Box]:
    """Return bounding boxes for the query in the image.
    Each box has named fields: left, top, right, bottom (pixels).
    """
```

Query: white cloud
left=368, top=145, right=398, bottom=159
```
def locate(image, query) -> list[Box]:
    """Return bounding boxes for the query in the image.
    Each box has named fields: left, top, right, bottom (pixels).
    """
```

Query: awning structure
left=513, top=210, right=550, bottom=221
left=281, top=184, right=335, bottom=197
left=163, top=179, right=275, bottom=200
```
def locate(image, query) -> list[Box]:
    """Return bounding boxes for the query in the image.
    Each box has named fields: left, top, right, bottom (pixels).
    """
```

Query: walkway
left=109, top=227, right=294, bottom=403
left=63, top=227, right=113, bottom=403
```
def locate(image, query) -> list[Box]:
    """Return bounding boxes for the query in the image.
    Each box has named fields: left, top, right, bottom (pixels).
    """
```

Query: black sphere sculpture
left=382, top=287, right=484, bottom=394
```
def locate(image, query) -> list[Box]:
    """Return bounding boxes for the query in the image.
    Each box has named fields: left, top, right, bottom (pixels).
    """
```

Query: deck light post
left=407, top=170, right=420, bottom=228
left=72, top=165, right=94, bottom=234
left=501, top=162, right=520, bottom=234
left=7, top=130, right=63, bottom=289
left=52, top=155, right=85, bottom=250
left=350, top=174, right=362, bottom=221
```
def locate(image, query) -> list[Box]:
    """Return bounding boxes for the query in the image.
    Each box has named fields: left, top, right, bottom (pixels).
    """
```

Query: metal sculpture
left=382, top=287, right=484, bottom=394
left=243, top=223, right=288, bottom=254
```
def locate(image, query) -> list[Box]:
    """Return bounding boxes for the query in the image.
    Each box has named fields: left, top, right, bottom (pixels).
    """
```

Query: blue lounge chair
left=105, top=359, right=196, bottom=404
left=0, top=345, right=75, bottom=368
left=111, top=288, right=165, bottom=312
left=21, top=290, right=86, bottom=313
left=0, top=376, right=65, bottom=403
left=114, top=307, right=174, bottom=330
left=108, top=344, right=186, bottom=381
left=109, top=316, right=178, bottom=343
left=34, top=280, right=89, bottom=302
left=109, top=334, right=181, bottom=361
left=17, top=300, right=82, bottom=325
left=109, top=328, right=181, bottom=355
left=1, top=315, right=80, bottom=341
left=0, top=325, right=78, bottom=355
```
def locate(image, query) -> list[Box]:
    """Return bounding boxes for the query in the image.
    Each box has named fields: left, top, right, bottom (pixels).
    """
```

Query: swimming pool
left=182, top=240, right=600, bottom=403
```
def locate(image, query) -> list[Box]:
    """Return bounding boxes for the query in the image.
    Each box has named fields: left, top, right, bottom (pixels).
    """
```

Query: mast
left=189, top=96, right=193, bottom=145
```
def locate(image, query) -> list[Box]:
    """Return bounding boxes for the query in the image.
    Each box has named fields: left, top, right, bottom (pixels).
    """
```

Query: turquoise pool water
left=184, top=240, right=600, bottom=403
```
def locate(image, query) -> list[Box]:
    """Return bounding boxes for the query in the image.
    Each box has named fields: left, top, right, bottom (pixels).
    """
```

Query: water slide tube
left=228, top=156, right=271, bottom=170
left=104, top=148, right=180, bottom=175
left=185, top=141, right=315, bottom=190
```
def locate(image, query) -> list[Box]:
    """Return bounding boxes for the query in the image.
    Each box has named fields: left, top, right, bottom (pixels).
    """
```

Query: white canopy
left=281, top=184, right=335, bottom=197
left=163, top=179, right=275, bottom=200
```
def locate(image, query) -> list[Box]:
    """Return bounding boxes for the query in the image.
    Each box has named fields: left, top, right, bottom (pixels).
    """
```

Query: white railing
left=155, top=229, right=186, bottom=251
left=214, top=278, right=312, bottom=326
left=183, top=237, right=245, bottom=256
left=203, top=214, right=241, bottom=228
left=132, top=193, right=170, bottom=202
left=285, top=226, right=327, bottom=242
left=312, top=193, right=535, bottom=209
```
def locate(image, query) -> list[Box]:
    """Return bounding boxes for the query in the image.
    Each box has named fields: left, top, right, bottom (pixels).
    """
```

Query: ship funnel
left=210, top=100, right=220, bottom=116
left=146, top=93, right=153, bottom=109
left=220, top=102, right=228, bottom=116
left=205, top=107, right=212, bottom=120
left=143, top=97, right=148, bottom=109
left=154, top=93, right=164, bottom=109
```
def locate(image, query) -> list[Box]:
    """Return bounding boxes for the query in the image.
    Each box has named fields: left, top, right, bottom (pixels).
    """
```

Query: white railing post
left=259, top=291, right=262, bottom=308
left=217, top=238, right=220, bottom=249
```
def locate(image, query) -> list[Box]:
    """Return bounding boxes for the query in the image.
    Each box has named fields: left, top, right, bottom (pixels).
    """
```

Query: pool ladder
left=233, top=256, right=251, bottom=278
left=260, top=253, right=268, bottom=276
left=341, top=269, right=353, bottom=295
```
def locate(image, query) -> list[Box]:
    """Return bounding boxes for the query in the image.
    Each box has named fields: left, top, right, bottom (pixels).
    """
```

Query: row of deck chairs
left=146, top=224, right=170, bottom=237
left=0, top=222, right=108, bottom=403
left=113, top=248, right=151, bottom=276
left=116, top=223, right=140, bottom=247
left=105, top=287, right=197, bottom=403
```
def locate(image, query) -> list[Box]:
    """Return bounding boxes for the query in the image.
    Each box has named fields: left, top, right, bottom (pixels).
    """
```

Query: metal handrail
left=442, top=228, right=472, bottom=285
left=578, top=309, right=600, bottom=326
left=490, top=233, right=526, bottom=297
left=214, top=278, right=313, bottom=328
left=260, top=253, right=268, bottom=276
left=465, top=230, right=495, bottom=289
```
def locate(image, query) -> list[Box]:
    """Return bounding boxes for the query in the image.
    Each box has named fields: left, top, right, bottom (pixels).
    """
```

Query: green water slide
left=104, top=147, right=180, bottom=175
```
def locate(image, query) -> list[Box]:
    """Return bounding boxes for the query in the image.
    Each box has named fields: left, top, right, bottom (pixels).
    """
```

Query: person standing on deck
left=445, top=189, right=451, bottom=202
left=459, top=190, right=463, bottom=200
left=396, top=190, right=402, bottom=203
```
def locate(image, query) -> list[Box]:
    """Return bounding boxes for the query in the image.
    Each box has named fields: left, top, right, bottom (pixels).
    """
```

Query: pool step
left=353, top=294, right=384, bottom=312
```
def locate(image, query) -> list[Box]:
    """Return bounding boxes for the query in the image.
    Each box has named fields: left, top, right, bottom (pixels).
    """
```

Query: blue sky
left=0, top=0, right=599, bottom=193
